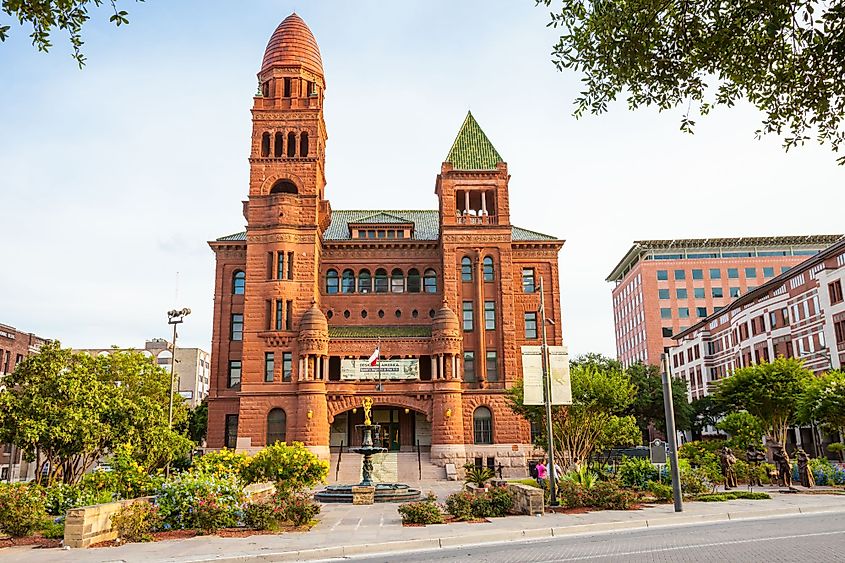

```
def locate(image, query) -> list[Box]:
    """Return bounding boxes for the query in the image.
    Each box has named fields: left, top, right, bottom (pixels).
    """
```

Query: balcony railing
left=456, top=213, right=497, bottom=225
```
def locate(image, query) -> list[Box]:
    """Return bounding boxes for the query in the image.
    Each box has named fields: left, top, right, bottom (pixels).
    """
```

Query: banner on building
left=340, top=358, right=419, bottom=380
left=521, top=346, right=572, bottom=405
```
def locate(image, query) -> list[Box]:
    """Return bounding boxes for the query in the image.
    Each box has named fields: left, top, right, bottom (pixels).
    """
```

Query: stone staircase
left=329, top=450, right=445, bottom=483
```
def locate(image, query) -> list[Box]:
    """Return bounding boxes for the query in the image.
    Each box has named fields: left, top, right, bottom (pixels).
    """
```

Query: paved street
left=343, top=512, right=845, bottom=562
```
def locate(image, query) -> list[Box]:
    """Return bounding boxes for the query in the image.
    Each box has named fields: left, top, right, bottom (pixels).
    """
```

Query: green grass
left=508, top=478, right=541, bottom=488
left=694, top=491, right=771, bottom=502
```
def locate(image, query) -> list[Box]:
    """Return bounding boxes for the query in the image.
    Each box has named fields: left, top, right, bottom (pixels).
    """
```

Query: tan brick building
left=206, top=14, right=564, bottom=475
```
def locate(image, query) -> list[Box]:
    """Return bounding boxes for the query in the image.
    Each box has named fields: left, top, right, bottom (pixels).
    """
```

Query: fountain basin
left=315, top=482, right=421, bottom=503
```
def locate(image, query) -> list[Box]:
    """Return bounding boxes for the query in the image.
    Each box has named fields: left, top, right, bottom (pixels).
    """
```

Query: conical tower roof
left=445, top=111, right=503, bottom=170
left=261, top=13, right=324, bottom=78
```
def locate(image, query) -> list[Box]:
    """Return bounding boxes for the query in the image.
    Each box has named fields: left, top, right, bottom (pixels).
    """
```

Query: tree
left=712, top=357, right=812, bottom=446
left=625, top=362, right=692, bottom=440
left=797, top=369, right=845, bottom=439
left=508, top=359, right=640, bottom=467
left=715, top=411, right=766, bottom=450
left=0, top=0, right=143, bottom=67
left=187, top=398, right=208, bottom=446
left=689, top=395, right=725, bottom=441
left=539, top=1, right=845, bottom=164
left=0, top=342, right=191, bottom=484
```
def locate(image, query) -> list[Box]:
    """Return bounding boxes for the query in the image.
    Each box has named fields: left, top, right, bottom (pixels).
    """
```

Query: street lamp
left=165, top=307, right=190, bottom=478
left=538, top=276, right=558, bottom=506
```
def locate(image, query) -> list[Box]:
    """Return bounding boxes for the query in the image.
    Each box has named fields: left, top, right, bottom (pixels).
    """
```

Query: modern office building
left=76, top=339, right=211, bottom=407
left=205, top=14, right=565, bottom=476
left=607, top=236, right=842, bottom=367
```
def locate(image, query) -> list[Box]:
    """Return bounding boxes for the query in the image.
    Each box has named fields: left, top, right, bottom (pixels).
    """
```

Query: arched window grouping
left=461, top=257, right=473, bottom=282
left=258, top=130, right=310, bottom=158
left=267, top=408, right=287, bottom=445
left=473, top=406, right=493, bottom=444
left=483, top=256, right=495, bottom=282
left=232, top=270, right=246, bottom=295
left=324, top=267, right=438, bottom=295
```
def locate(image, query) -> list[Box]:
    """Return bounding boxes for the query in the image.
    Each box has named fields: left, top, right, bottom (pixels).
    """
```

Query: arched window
left=300, top=132, right=309, bottom=157
left=358, top=269, right=372, bottom=293
left=274, top=132, right=283, bottom=157
left=232, top=270, right=246, bottom=295
left=341, top=269, right=355, bottom=293
left=287, top=132, right=296, bottom=157
left=424, top=269, right=437, bottom=293
left=483, top=256, right=494, bottom=282
left=391, top=268, right=405, bottom=293
left=407, top=268, right=421, bottom=292
left=473, top=407, right=493, bottom=444
left=326, top=269, right=339, bottom=294
left=269, top=179, right=298, bottom=195
left=374, top=268, right=388, bottom=293
left=267, top=408, right=287, bottom=445
left=461, top=257, right=473, bottom=282
left=261, top=132, right=270, bottom=157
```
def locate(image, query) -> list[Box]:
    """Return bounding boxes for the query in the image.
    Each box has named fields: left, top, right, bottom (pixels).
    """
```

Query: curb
left=187, top=504, right=845, bottom=562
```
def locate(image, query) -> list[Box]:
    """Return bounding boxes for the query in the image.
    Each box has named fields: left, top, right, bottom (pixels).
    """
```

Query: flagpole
left=377, top=336, right=382, bottom=392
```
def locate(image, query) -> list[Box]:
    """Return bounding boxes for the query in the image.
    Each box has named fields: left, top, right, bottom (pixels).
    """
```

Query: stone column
left=296, top=380, right=329, bottom=461
left=430, top=379, right=466, bottom=469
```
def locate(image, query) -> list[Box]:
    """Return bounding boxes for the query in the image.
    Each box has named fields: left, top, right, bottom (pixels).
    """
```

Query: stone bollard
left=352, top=485, right=375, bottom=505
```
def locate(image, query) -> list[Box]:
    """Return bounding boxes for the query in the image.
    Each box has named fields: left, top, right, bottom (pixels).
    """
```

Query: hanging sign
left=340, top=359, right=420, bottom=380
left=521, top=346, right=572, bottom=405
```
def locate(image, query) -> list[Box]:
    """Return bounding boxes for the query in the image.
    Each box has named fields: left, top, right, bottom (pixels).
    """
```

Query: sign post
left=661, top=354, right=683, bottom=512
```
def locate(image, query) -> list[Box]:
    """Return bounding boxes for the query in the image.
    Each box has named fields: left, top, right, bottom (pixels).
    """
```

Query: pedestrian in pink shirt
left=536, top=460, right=548, bottom=489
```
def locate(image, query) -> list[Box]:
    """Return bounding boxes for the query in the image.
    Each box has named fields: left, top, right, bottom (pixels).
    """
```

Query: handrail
left=417, top=439, right=422, bottom=480
left=335, top=440, right=343, bottom=481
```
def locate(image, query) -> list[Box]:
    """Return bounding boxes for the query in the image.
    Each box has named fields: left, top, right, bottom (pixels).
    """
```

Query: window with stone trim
left=276, top=252, right=285, bottom=280
left=423, top=269, right=437, bottom=293
left=232, top=270, right=245, bottom=295
left=287, top=132, right=296, bottom=157
left=391, top=268, right=405, bottom=293
left=463, top=301, right=474, bottom=331
left=407, top=269, right=421, bottom=293
left=524, top=312, right=538, bottom=339
left=829, top=280, right=843, bottom=304
left=231, top=314, right=243, bottom=341
left=227, top=360, right=241, bottom=388
left=374, top=269, right=388, bottom=293
left=326, top=269, right=339, bottom=294
left=522, top=268, right=536, bottom=293
left=484, top=301, right=496, bottom=330
left=300, top=132, right=309, bottom=157
left=264, top=352, right=275, bottom=383
left=473, top=407, right=493, bottom=444
left=461, top=257, right=473, bottom=281
left=261, top=132, right=270, bottom=157
left=275, top=299, right=283, bottom=331
left=486, top=351, right=498, bottom=382
left=358, top=269, right=372, bottom=293
left=483, top=256, right=494, bottom=282
left=267, top=409, right=286, bottom=445
left=464, top=351, right=475, bottom=381
left=225, top=414, right=239, bottom=449
left=274, top=132, right=283, bottom=157
left=341, top=269, right=355, bottom=293
left=282, top=352, right=293, bottom=382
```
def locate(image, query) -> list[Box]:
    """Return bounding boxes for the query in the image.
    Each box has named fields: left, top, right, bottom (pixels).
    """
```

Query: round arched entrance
left=328, top=397, right=431, bottom=452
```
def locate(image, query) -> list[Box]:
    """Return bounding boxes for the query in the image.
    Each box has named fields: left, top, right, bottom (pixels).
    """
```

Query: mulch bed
left=402, top=516, right=491, bottom=527
left=0, top=536, right=62, bottom=549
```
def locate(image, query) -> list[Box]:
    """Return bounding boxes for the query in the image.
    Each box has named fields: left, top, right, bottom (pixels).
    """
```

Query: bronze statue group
left=720, top=443, right=815, bottom=490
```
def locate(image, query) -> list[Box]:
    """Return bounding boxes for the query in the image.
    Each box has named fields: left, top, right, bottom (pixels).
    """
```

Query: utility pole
left=661, top=353, right=683, bottom=512
left=539, top=276, right=558, bottom=506
left=165, top=307, right=191, bottom=478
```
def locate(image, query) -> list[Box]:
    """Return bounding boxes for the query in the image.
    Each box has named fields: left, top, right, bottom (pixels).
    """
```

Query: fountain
left=315, top=397, right=422, bottom=503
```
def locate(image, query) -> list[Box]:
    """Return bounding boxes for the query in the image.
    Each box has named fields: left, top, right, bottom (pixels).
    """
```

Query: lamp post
left=165, top=307, right=191, bottom=478
left=539, top=276, right=558, bottom=506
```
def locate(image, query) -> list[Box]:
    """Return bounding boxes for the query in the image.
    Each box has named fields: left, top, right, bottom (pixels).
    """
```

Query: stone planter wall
left=64, top=497, right=152, bottom=548
left=506, top=483, right=543, bottom=516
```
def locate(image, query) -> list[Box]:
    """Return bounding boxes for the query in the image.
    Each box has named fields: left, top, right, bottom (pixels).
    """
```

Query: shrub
left=810, top=457, right=836, bottom=486
left=79, top=445, right=162, bottom=501
left=44, top=483, right=115, bottom=516
left=110, top=502, right=162, bottom=542
left=445, top=491, right=474, bottom=521
left=243, top=501, right=279, bottom=531
left=275, top=489, right=320, bottom=527
left=193, top=493, right=238, bottom=533
left=398, top=497, right=443, bottom=525
left=827, top=442, right=845, bottom=461
left=561, top=465, right=598, bottom=489
left=487, top=487, right=514, bottom=516
left=679, top=466, right=713, bottom=496
left=40, top=519, right=65, bottom=539
left=191, top=449, right=251, bottom=481
left=695, top=491, right=771, bottom=502
left=646, top=481, right=673, bottom=503
left=588, top=480, right=637, bottom=510
left=617, top=456, right=657, bottom=489
left=155, top=473, right=245, bottom=530
left=558, top=479, right=590, bottom=508
left=0, top=483, right=48, bottom=537
left=463, top=464, right=495, bottom=487
left=240, top=442, right=328, bottom=491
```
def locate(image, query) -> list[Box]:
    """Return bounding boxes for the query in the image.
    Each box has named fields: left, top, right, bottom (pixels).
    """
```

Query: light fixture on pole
left=165, top=307, right=191, bottom=478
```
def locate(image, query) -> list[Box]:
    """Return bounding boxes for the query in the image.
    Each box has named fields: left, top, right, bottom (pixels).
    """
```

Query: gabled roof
left=215, top=211, right=560, bottom=244
left=445, top=111, right=503, bottom=171
left=347, top=212, right=414, bottom=225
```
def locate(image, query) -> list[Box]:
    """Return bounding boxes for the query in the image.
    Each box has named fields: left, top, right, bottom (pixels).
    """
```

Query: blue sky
left=1, top=0, right=843, bottom=356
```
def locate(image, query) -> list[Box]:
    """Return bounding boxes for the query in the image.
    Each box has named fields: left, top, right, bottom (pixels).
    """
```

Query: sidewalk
left=3, top=486, right=844, bottom=563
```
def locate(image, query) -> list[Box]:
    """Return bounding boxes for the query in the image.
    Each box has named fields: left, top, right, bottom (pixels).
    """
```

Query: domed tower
left=430, top=300, right=462, bottom=379
left=237, top=14, right=330, bottom=458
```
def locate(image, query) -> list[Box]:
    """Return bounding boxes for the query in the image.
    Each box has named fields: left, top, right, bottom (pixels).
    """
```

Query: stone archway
left=327, top=394, right=433, bottom=452
left=327, top=394, right=432, bottom=423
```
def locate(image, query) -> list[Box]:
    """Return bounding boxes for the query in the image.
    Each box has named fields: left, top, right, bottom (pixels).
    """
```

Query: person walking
left=536, top=459, right=548, bottom=490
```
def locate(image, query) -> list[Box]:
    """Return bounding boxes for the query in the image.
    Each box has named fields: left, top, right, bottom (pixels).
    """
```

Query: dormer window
left=348, top=213, right=415, bottom=240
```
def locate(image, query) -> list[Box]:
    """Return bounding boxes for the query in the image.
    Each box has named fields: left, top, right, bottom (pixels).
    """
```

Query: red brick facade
left=206, top=14, right=564, bottom=472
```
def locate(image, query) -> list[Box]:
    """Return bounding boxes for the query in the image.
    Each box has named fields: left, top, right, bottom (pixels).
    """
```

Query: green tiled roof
left=328, top=326, right=432, bottom=339
left=445, top=111, right=503, bottom=170
left=217, top=217, right=558, bottom=244
left=216, top=232, right=246, bottom=241
left=512, top=226, right=558, bottom=242
left=326, top=210, right=440, bottom=241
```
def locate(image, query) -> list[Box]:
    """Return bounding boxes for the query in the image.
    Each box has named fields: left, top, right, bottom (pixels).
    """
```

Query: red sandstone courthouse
left=207, top=14, right=564, bottom=476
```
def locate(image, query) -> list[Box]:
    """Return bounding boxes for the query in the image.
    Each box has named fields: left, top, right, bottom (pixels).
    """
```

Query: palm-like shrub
left=463, top=464, right=495, bottom=487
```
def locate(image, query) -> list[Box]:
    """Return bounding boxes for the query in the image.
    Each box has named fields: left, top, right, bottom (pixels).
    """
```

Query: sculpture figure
left=719, top=446, right=738, bottom=489
left=362, top=396, right=373, bottom=426
left=796, top=448, right=815, bottom=488
left=745, top=446, right=766, bottom=487
left=771, top=443, right=792, bottom=487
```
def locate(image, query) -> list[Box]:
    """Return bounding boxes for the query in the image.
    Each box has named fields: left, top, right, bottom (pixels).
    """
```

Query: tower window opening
left=287, top=132, right=296, bottom=157
left=269, top=179, right=298, bottom=195
left=274, top=132, right=283, bottom=157
left=261, top=132, right=270, bottom=157
left=261, top=81, right=269, bottom=97
left=284, top=77, right=292, bottom=97
left=300, top=132, right=309, bottom=157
